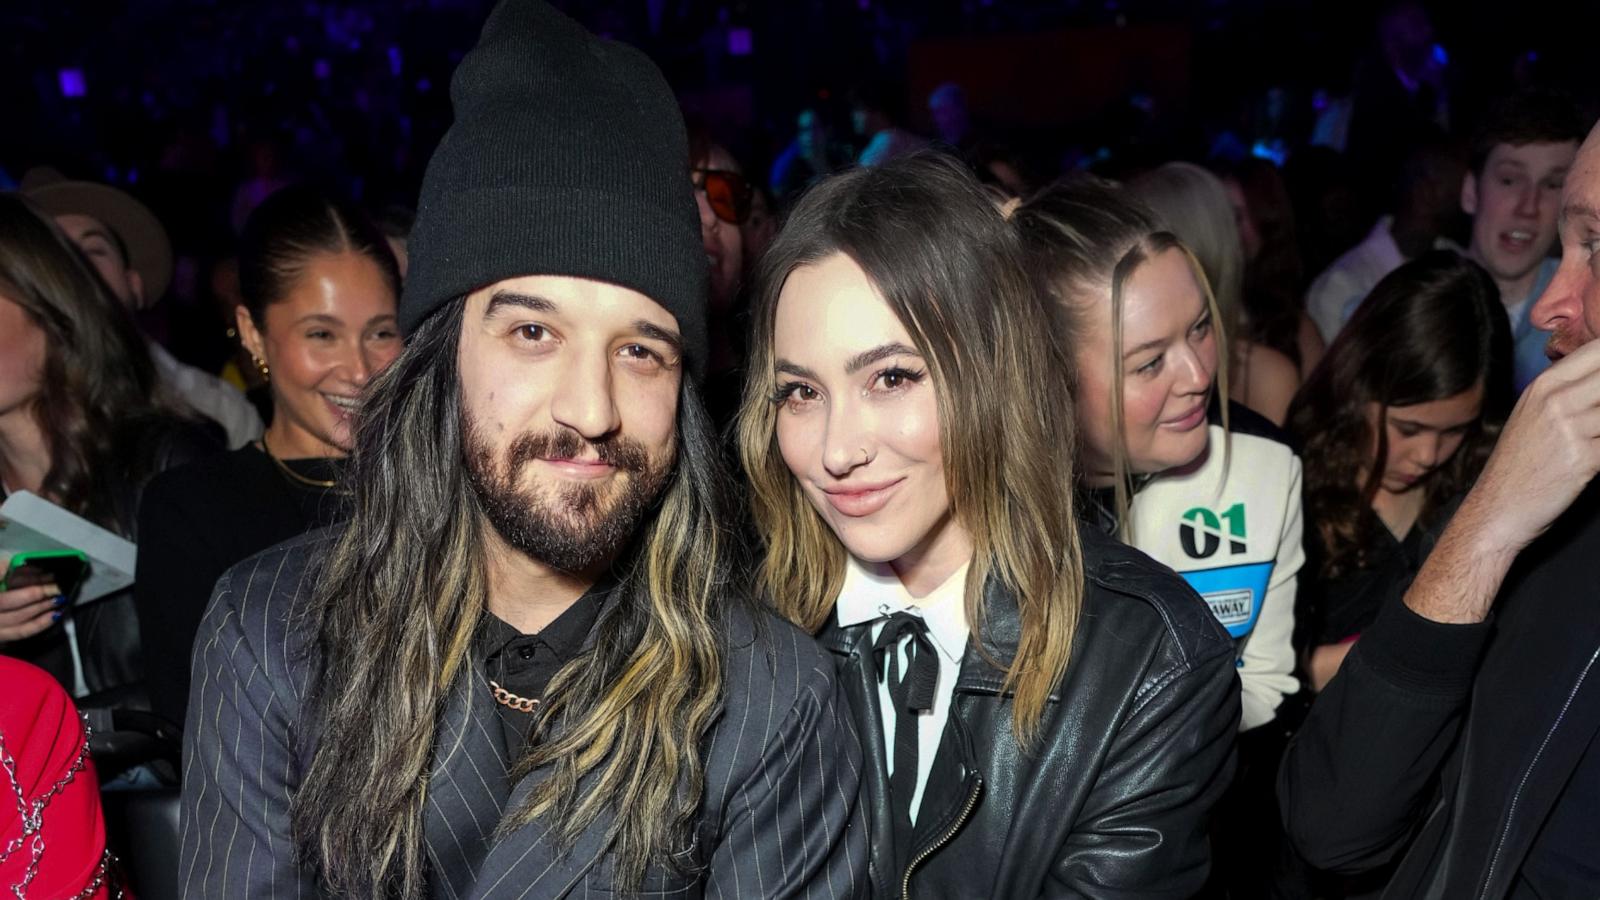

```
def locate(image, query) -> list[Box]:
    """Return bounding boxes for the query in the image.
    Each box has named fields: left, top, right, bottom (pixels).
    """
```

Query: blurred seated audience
left=1304, top=137, right=1464, bottom=343
left=849, top=83, right=927, bottom=166
left=0, top=656, right=129, bottom=898
left=22, top=169, right=264, bottom=449
left=769, top=108, right=847, bottom=205
left=1132, top=161, right=1303, bottom=424
left=1457, top=90, right=1585, bottom=392
left=0, top=193, right=219, bottom=700
left=927, top=81, right=974, bottom=151
left=1219, top=157, right=1326, bottom=378
left=1290, top=250, right=1510, bottom=692
left=134, top=185, right=401, bottom=730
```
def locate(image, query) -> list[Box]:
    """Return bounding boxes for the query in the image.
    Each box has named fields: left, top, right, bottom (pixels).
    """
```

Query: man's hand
left=1471, top=338, right=1600, bottom=553
left=1405, top=339, right=1600, bottom=624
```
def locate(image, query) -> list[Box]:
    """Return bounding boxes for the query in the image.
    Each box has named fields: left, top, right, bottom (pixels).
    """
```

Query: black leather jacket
left=818, top=527, right=1240, bottom=899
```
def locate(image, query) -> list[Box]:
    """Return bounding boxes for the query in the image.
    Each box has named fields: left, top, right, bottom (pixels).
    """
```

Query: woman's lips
left=821, top=477, right=905, bottom=518
left=1162, top=403, right=1208, bottom=432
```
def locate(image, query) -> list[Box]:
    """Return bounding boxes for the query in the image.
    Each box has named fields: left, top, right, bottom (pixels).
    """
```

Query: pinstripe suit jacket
left=178, top=532, right=868, bottom=898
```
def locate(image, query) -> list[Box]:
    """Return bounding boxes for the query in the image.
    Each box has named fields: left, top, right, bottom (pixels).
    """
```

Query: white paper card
left=0, top=491, right=137, bottom=603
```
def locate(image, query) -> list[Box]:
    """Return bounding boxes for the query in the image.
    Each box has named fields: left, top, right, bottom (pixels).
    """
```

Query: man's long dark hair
left=289, top=297, right=745, bottom=897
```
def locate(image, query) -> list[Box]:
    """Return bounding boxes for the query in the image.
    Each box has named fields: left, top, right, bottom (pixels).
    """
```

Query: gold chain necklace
left=488, top=679, right=541, bottom=713
left=259, top=434, right=340, bottom=490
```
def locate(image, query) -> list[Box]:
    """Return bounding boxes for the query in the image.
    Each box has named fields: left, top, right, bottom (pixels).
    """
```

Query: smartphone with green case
left=2, top=548, right=91, bottom=600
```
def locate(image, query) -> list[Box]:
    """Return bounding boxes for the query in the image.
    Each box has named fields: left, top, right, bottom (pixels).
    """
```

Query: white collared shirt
left=835, top=557, right=971, bottom=823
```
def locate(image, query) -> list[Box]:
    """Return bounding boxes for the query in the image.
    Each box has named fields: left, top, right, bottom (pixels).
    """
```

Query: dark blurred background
left=6, top=0, right=1596, bottom=374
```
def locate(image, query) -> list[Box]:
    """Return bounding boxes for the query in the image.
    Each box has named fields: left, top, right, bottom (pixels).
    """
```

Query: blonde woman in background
left=1132, top=161, right=1303, bottom=425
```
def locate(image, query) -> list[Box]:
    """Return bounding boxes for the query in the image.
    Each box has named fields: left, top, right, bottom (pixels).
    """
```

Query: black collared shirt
left=476, top=586, right=606, bottom=757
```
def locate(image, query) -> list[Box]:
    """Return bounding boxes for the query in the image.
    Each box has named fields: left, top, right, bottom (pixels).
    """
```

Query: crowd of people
left=4, top=0, right=1600, bottom=897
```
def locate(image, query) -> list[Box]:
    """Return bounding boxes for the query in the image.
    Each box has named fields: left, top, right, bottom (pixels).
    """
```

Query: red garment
left=0, top=656, right=122, bottom=899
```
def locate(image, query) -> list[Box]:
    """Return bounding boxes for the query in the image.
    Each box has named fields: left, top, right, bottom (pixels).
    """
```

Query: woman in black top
left=1288, top=251, right=1511, bottom=691
left=0, top=193, right=219, bottom=699
left=135, top=186, right=401, bottom=728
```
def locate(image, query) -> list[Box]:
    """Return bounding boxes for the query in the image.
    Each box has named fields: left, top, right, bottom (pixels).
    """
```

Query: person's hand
left=1464, top=338, right=1600, bottom=555
left=0, top=553, right=63, bottom=642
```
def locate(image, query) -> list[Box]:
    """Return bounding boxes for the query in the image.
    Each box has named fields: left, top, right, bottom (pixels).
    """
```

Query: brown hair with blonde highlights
left=736, top=153, right=1085, bottom=742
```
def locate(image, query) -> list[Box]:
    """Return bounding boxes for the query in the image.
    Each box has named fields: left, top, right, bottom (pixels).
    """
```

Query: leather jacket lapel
left=820, top=619, right=899, bottom=897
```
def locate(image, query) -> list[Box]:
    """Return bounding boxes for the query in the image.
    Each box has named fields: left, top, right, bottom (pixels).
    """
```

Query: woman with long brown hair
left=0, top=192, right=217, bottom=700
left=1289, top=251, right=1511, bottom=690
left=738, top=152, right=1238, bottom=897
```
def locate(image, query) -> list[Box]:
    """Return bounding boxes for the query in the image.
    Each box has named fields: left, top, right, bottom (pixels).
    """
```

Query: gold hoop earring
left=253, top=356, right=270, bottom=381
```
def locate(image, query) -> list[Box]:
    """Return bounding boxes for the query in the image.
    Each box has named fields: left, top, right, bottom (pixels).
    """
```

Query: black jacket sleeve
left=1051, top=636, right=1241, bottom=897
left=1278, top=594, right=1492, bottom=873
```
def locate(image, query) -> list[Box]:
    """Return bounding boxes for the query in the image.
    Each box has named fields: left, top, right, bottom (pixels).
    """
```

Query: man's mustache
left=505, top=429, right=650, bottom=473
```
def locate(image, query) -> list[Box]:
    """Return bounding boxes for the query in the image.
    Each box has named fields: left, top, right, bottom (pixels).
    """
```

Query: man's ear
left=1460, top=171, right=1479, bottom=217
left=126, top=268, right=147, bottom=310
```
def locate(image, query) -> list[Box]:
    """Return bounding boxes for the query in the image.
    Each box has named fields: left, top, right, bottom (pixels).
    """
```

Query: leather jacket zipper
left=900, top=778, right=982, bottom=900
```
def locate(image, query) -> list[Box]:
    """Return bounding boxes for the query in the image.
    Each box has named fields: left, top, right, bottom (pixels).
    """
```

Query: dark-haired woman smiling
left=134, top=185, right=402, bottom=728
left=1288, top=251, right=1511, bottom=691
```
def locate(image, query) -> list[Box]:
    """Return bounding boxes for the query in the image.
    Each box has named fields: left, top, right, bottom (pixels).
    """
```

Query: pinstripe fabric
left=178, top=533, right=868, bottom=898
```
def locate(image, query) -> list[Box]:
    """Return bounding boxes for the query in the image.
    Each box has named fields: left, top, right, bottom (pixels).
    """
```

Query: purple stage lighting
left=58, top=69, right=87, bottom=98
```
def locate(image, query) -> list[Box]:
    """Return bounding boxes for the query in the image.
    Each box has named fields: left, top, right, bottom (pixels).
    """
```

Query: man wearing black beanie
left=178, top=2, right=867, bottom=896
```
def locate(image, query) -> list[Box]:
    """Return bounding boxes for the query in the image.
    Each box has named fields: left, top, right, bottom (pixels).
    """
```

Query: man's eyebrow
left=632, top=320, right=683, bottom=353
left=1560, top=203, right=1600, bottom=229
left=76, top=226, right=116, bottom=245
left=484, top=291, right=558, bottom=316
left=844, top=342, right=921, bottom=375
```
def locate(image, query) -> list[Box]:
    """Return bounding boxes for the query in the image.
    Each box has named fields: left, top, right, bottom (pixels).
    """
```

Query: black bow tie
left=871, top=611, right=939, bottom=714
left=870, top=610, right=941, bottom=866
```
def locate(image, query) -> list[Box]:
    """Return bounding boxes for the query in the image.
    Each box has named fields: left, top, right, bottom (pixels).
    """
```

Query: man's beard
left=464, top=415, right=673, bottom=574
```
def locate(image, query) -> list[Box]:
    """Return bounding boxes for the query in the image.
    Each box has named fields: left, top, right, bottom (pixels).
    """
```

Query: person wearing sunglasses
left=688, top=134, right=755, bottom=424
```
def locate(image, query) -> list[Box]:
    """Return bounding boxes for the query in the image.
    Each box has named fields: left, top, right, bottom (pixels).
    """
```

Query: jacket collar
left=820, top=571, right=1061, bottom=702
left=833, top=557, right=970, bottom=667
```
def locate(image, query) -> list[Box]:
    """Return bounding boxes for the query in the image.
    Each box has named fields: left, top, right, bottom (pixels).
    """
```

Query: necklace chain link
left=488, top=679, right=541, bottom=713
left=259, top=435, right=342, bottom=491
left=2, top=712, right=118, bottom=898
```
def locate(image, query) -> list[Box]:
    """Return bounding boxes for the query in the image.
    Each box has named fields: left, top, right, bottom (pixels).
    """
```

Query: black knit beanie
left=399, top=0, right=707, bottom=377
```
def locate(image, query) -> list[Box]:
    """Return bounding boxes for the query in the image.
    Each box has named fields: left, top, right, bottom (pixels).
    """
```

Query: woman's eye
left=874, top=366, right=924, bottom=391
left=773, top=382, right=820, bottom=408
left=307, top=330, right=334, bottom=340
left=515, top=324, right=547, bottom=342
left=1136, top=355, right=1163, bottom=376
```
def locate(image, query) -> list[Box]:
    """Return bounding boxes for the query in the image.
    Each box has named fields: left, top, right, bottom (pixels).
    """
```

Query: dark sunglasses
left=691, top=168, right=754, bottom=226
